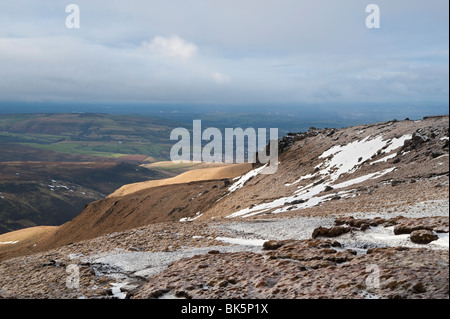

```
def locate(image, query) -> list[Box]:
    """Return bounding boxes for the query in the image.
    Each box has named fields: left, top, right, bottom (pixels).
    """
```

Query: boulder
left=409, top=230, right=439, bottom=244
left=394, top=224, right=433, bottom=235
left=312, top=226, right=351, bottom=239
left=263, top=240, right=295, bottom=250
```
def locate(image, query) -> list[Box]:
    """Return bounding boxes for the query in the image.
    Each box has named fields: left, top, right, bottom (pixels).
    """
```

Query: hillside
left=0, top=113, right=188, bottom=233
left=0, top=115, right=448, bottom=299
left=0, top=161, right=176, bottom=234
left=0, top=113, right=178, bottom=161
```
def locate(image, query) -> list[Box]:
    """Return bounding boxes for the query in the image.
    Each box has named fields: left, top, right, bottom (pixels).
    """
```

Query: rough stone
left=409, top=230, right=439, bottom=244
left=312, top=226, right=351, bottom=239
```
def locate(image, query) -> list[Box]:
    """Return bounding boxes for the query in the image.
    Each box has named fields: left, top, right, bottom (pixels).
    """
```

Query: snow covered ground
left=226, top=133, right=412, bottom=219
left=227, top=167, right=396, bottom=218
left=228, top=164, right=267, bottom=193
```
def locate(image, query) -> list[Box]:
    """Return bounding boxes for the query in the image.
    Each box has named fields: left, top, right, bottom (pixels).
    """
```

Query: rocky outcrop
left=333, top=216, right=448, bottom=235
left=393, top=216, right=449, bottom=235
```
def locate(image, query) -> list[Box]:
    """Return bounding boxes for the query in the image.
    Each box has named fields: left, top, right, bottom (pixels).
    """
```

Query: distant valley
left=0, top=113, right=187, bottom=233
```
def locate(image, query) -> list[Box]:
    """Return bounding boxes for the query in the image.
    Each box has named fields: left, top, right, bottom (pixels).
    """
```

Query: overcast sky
left=0, top=0, right=448, bottom=108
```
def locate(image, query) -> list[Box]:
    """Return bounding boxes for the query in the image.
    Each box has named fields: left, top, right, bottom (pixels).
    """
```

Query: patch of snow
left=360, top=291, right=380, bottom=299
left=84, top=245, right=263, bottom=283
left=401, top=150, right=410, bottom=157
left=367, top=226, right=410, bottom=242
left=110, top=283, right=127, bottom=299
left=0, top=241, right=19, bottom=245
left=331, top=167, right=396, bottom=189
left=228, top=168, right=396, bottom=219
left=382, top=135, right=412, bottom=154
left=435, top=154, right=449, bottom=160
left=228, top=133, right=411, bottom=219
left=217, top=217, right=336, bottom=241
left=228, top=164, right=267, bottom=193
left=370, top=153, right=397, bottom=165
left=318, top=135, right=387, bottom=180
left=337, top=225, right=449, bottom=251
left=68, top=253, right=85, bottom=260
left=158, top=292, right=186, bottom=299
left=351, top=200, right=449, bottom=219
left=180, top=212, right=203, bottom=222
left=285, top=173, right=316, bottom=187
left=430, top=233, right=449, bottom=248
left=215, top=237, right=267, bottom=246
left=317, top=134, right=410, bottom=181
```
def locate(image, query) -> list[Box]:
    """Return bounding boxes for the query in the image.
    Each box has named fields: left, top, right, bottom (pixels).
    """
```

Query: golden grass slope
left=0, top=226, right=58, bottom=260
left=109, top=162, right=252, bottom=198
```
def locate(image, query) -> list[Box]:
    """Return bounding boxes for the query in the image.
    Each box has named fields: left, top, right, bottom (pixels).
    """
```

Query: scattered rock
left=174, top=290, right=191, bottom=299
left=412, top=282, right=427, bottom=293
left=394, top=223, right=433, bottom=235
left=284, top=199, right=306, bottom=205
left=217, top=280, right=229, bottom=288
left=263, top=240, right=295, bottom=250
left=312, top=226, right=351, bottom=239
left=133, top=240, right=449, bottom=299
left=431, top=151, right=443, bottom=158
left=409, top=230, right=439, bottom=244
left=41, top=260, right=62, bottom=268
left=335, top=216, right=448, bottom=237
left=391, top=180, right=405, bottom=187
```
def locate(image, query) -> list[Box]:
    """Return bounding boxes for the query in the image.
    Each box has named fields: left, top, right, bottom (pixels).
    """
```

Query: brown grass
left=0, top=226, right=58, bottom=261
left=109, top=163, right=252, bottom=198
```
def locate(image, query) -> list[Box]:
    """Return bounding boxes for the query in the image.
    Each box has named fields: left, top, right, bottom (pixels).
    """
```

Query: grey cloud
left=0, top=0, right=448, bottom=105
